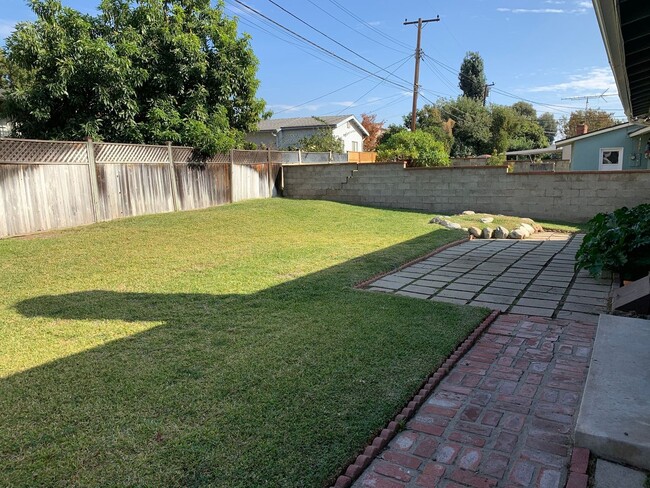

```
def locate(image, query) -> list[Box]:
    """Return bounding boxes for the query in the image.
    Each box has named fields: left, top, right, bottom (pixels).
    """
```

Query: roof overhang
left=336, top=115, right=370, bottom=137
left=506, top=146, right=561, bottom=156
left=593, top=0, right=650, bottom=122
left=554, top=122, right=635, bottom=146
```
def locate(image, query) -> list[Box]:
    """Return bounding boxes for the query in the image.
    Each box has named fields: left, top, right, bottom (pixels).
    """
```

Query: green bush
left=575, top=204, right=650, bottom=282
left=377, top=130, right=450, bottom=167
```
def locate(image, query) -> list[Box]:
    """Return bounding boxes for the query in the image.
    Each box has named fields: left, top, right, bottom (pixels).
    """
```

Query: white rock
left=480, top=217, right=494, bottom=224
left=462, top=210, right=476, bottom=215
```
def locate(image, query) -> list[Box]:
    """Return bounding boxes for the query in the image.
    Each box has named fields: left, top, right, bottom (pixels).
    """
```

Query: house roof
left=255, top=115, right=369, bottom=137
left=554, top=122, right=637, bottom=146
left=506, top=146, right=560, bottom=156
left=628, top=125, right=650, bottom=138
left=593, top=0, right=650, bottom=121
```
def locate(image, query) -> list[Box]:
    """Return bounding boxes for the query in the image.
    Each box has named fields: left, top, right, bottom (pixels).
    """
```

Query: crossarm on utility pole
left=404, top=16, right=440, bottom=131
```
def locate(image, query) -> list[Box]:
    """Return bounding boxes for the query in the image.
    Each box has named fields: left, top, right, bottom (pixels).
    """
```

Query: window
left=599, top=147, right=623, bottom=171
left=351, top=141, right=359, bottom=151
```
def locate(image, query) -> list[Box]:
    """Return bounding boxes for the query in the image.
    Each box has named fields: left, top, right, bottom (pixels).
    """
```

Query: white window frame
left=599, top=147, right=624, bottom=171
left=351, top=141, right=359, bottom=152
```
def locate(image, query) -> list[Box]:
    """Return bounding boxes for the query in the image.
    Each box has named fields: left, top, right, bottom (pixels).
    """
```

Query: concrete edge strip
left=354, top=237, right=470, bottom=289
left=566, top=447, right=590, bottom=488
left=330, top=309, right=501, bottom=488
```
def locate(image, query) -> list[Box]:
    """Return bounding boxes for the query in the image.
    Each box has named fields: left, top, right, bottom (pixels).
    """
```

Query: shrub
left=377, top=130, right=450, bottom=167
left=575, top=204, right=650, bottom=283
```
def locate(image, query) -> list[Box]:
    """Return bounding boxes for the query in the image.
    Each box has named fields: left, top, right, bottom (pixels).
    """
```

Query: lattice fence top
left=95, top=142, right=168, bottom=164
left=0, top=138, right=87, bottom=164
left=233, top=149, right=269, bottom=164
left=171, top=147, right=230, bottom=164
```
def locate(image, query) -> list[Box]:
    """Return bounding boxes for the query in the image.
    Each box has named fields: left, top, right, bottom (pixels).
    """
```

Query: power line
left=332, top=55, right=414, bottom=115
left=303, top=0, right=411, bottom=55
left=265, top=0, right=414, bottom=85
left=273, top=56, right=413, bottom=115
left=232, top=0, right=412, bottom=91
left=225, top=5, right=366, bottom=78
left=326, top=0, right=413, bottom=50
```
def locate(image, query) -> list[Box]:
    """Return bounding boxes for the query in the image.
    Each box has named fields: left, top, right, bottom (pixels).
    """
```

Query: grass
left=0, top=199, right=488, bottom=487
left=436, top=212, right=587, bottom=233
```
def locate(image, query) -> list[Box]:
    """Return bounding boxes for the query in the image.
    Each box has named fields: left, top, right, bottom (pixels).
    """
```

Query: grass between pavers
left=0, top=198, right=488, bottom=487
left=437, top=213, right=587, bottom=233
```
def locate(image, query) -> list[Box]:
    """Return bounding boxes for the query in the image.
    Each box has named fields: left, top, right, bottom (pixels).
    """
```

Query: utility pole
left=561, top=89, right=614, bottom=125
left=483, top=82, right=495, bottom=106
left=404, top=16, right=440, bottom=131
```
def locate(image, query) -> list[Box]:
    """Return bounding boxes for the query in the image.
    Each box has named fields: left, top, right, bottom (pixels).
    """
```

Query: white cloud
left=527, top=67, right=618, bottom=94
left=367, top=21, right=382, bottom=26
left=545, top=1, right=565, bottom=4
left=576, top=1, right=593, bottom=8
left=0, top=20, right=16, bottom=39
left=331, top=101, right=356, bottom=107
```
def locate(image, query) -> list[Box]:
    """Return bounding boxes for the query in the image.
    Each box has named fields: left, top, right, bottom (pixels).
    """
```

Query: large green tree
left=437, top=96, right=492, bottom=156
left=537, top=112, right=558, bottom=144
left=377, top=130, right=449, bottom=167
left=559, top=109, right=619, bottom=139
left=403, top=105, right=454, bottom=152
left=458, top=51, right=486, bottom=101
left=1, top=0, right=267, bottom=154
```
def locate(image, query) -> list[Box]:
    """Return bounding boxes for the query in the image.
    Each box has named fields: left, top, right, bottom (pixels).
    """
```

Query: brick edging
left=331, top=309, right=501, bottom=488
left=566, top=447, right=590, bottom=488
left=354, top=237, right=470, bottom=289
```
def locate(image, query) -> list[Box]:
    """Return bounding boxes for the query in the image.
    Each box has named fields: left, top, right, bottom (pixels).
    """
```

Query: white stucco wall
left=0, top=118, right=12, bottom=137
left=333, top=122, right=364, bottom=152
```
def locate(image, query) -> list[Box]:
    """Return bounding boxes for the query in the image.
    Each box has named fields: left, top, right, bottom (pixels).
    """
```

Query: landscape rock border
left=429, top=212, right=545, bottom=240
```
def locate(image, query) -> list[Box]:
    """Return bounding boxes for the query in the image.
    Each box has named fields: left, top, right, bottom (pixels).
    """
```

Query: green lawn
left=0, top=199, right=488, bottom=487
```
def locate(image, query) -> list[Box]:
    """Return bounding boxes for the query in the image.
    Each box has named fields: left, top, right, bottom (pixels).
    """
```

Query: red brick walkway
left=352, top=314, right=596, bottom=488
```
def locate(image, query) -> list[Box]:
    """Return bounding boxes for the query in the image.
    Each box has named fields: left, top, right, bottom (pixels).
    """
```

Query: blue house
left=555, top=122, right=650, bottom=171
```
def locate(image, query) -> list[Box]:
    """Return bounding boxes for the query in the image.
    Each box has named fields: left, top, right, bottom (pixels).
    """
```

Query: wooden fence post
left=85, top=137, right=101, bottom=222
left=229, top=149, right=235, bottom=203
left=267, top=148, right=273, bottom=197
left=166, top=142, right=180, bottom=212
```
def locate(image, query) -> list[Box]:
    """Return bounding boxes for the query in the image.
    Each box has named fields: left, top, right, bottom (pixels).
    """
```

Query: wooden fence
left=0, top=138, right=282, bottom=238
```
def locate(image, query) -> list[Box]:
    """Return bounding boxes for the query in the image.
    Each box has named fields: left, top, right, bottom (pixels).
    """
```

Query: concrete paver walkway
left=367, top=233, right=613, bottom=324
left=353, top=314, right=596, bottom=488
left=351, top=233, right=617, bottom=488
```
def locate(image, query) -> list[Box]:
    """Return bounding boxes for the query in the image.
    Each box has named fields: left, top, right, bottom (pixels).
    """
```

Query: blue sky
left=1, top=0, right=625, bottom=127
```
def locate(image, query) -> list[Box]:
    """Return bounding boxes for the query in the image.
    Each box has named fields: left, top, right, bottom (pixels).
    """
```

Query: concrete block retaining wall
left=283, top=162, right=650, bottom=222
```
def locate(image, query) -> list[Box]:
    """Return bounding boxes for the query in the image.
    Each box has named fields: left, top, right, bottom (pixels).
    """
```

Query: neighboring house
left=0, top=89, right=11, bottom=137
left=555, top=123, right=650, bottom=171
left=246, top=115, right=368, bottom=152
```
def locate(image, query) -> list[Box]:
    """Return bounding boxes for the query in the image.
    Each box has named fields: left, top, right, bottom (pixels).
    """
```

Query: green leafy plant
left=377, top=130, right=450, bottom=167
left=575, top=204, right=650, bottom=283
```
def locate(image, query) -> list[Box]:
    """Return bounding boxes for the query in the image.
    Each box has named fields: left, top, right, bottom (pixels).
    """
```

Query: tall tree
left=537, top=112, right=558, bottom=144
left=458, top=51, right=486, bottom=101
left=360, top=113, right=384, bottom=152
left=511, top=101, right=537, bottom=120
left=1, top=0, right=267, bottom=155
left=559, top=109, right=619, bottom=138
left=437, top=96, right=492, bottom=156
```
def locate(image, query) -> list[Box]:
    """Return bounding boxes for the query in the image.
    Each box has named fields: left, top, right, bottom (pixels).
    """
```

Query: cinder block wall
left=283, top=162, right=650, bottom=222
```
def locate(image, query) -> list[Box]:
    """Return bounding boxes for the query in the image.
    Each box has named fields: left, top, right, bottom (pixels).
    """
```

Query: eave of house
left=593, top=0, right=650, bottom=123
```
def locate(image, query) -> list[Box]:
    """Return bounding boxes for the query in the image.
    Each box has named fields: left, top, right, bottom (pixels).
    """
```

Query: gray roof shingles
left=255, top=115, right=354, bottom=132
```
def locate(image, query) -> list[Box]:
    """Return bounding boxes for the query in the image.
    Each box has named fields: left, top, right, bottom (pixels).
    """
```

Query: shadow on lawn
left=4, top=231, right=485, bottom=487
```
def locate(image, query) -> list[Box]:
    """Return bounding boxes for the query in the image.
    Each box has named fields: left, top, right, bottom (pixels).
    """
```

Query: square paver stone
left=436, top=289, right=476, bottom=300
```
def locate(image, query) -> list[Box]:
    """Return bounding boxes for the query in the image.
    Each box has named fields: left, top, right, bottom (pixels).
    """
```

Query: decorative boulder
left=533, top=223, right=544, bottom=233
left=446, top=222, right=462, bottom=230
left=482, top=227, right=494, bottom=239
left=429, top=216, right=445, bottom=225
left=462, top=210, right=476, bottom=215
left=521, top=223, right=536, bottom=235
left=494, top=226, right=509, bottom=239
left=509, top=229, right=526, bottom=239
left=480, top=217, right=494, bottom=224
left=468, top=227, right=481, bottom=238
